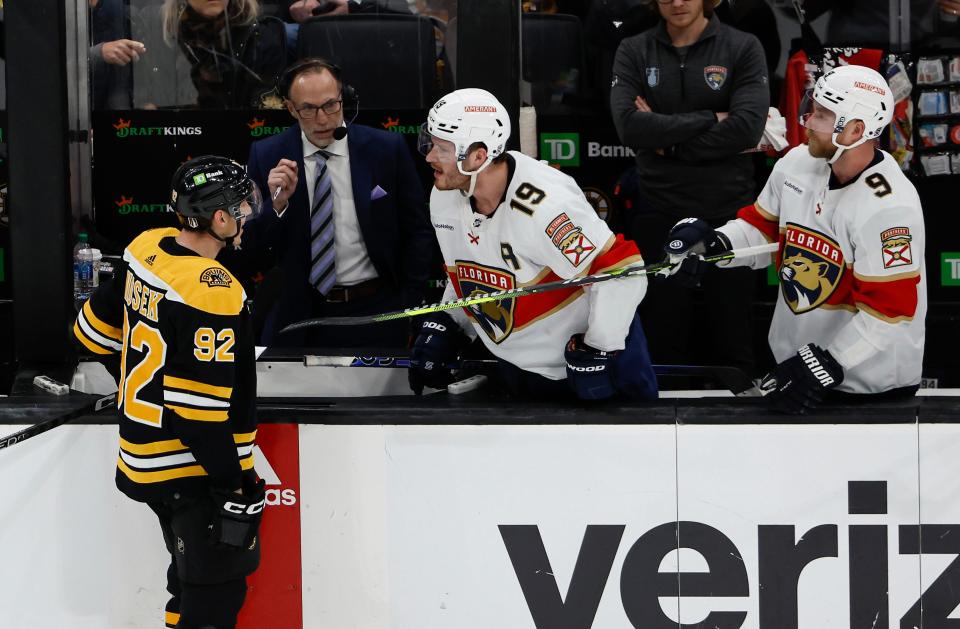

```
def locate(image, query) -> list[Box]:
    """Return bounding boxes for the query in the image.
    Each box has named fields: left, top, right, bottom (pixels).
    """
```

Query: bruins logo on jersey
left=199, top=267, right=232, bottom=288
left=455, top=261, right=516, bottom=344
left=780, top=223, right=845, bottom=314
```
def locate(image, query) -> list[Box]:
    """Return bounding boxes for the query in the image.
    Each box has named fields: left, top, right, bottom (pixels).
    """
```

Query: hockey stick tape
left=447, top=375, right=488, bottom=395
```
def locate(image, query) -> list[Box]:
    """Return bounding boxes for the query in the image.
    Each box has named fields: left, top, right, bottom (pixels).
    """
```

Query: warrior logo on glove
left=780, top=223, right=845, bottom=313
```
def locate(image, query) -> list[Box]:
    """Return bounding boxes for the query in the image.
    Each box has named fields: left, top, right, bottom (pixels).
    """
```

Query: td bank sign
left=943, top=252, right=960, bottom=286
left=540, top=132, right=580, bottom=167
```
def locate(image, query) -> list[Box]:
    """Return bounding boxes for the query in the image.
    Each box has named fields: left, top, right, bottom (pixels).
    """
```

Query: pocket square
left=371, top=185, right=388, bottom=201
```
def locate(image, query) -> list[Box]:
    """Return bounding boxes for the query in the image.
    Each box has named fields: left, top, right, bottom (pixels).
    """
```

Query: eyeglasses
left=294, top=98, right=343, bottom=119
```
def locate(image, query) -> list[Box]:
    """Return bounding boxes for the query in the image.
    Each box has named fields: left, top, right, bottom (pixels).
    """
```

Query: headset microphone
left=333, top=87, right=360, bottom=141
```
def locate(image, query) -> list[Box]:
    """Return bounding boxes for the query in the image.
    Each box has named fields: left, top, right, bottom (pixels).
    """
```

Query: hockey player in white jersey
left=661, top=64, right=925, bottom=413
left=410, top=88, right=658, bottom=401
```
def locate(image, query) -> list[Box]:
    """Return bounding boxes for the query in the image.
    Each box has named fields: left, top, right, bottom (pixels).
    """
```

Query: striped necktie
left=309, top=150, right=337, bottom=295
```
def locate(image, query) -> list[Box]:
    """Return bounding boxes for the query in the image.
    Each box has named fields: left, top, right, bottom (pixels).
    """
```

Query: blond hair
left=161, top=0, right=260, bottom=46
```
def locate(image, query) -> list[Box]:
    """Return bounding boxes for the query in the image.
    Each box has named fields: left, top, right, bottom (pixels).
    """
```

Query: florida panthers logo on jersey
left=455, top=261, right=516, bottom=344
left=779, top=224, right=845, bottom=314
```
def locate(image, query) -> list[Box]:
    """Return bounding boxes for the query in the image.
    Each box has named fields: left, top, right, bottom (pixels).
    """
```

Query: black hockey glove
left=658, top=218, right=732, bottom=288
left=408, top=312, right=466, bottom=395
left=209, top=478, right=266, bottom=551
left=762, top=343, right=844, bottom=415
left=565, top=334, right=619, bottom=401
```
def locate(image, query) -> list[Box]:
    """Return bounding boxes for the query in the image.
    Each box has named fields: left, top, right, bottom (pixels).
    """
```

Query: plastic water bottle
left=73, top=232, right=95, bottom=309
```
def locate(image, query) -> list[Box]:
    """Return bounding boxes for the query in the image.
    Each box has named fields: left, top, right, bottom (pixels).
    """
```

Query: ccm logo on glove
left=222, top=498, right=266, bottom=516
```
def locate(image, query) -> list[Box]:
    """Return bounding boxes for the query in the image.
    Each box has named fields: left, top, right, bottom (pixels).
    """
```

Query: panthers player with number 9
left=410, top=88, right=657, bottom=401
left=72, top=156, right=266, bottom=628
left=662, top=65, right=925, bottom=414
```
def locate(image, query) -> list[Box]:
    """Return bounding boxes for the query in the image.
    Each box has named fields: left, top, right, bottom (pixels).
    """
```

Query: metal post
left=456, top=0, right=521, bottom=150
left=6, top=0, right=74, bottom=364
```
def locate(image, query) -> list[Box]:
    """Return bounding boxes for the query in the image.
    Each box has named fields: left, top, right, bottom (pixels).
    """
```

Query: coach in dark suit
left=243, top=58, right=435, bottom=347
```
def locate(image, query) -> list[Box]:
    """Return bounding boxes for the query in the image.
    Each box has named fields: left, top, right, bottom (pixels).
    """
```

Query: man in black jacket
left=610, top=0, right=768, bottom=377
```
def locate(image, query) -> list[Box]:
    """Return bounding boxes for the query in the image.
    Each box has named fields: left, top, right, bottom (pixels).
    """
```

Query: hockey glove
left=565, top=334, right=619, bottom=401
left=209, top=478, right=266, bottom=551
left=408, top=312, right=466, bottom=395
left=658, top=218, right=732, bottom=288
left=762, top=343, right=844, bottom=415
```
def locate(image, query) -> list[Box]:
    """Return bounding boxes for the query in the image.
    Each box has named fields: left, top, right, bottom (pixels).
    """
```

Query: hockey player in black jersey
left=73, top=155, right=265, bottom=629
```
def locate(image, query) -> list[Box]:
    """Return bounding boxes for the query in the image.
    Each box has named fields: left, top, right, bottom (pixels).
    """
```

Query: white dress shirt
left=298, top=130, right=378, bottom=285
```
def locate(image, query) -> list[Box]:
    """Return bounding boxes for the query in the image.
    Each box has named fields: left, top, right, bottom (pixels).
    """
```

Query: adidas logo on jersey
left=144, top=255, right=156, bottom=266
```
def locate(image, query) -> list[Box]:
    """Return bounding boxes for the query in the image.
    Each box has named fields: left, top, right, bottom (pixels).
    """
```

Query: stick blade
left=280, top=314, right=381, bottom=333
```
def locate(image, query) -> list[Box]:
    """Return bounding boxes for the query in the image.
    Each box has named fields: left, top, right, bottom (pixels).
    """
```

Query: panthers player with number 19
left=72, top=156, right=266, bottom=629
left=409, top=88, right=658, bottom=401
left=662, top=65, right=925, bottom=414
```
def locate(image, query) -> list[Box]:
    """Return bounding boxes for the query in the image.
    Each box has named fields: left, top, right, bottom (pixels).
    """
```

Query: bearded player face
left=424, top=136, right=471, bottom=191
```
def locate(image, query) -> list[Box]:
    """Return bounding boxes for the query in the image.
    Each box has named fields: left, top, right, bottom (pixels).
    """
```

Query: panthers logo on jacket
left=779, top=223, right=845, bottom=313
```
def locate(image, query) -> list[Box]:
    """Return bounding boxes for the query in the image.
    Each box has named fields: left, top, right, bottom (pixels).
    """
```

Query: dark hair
left=467, top=141, right=507, bottom=164
left=643, top=0, right=714, bottom=18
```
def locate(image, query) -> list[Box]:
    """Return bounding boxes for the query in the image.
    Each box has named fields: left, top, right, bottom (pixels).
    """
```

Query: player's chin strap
left=457, top=158, right=496, bottom=198
left=827, top=131, right=870, bottom=165
left=207, top=224, right=240, bottom=250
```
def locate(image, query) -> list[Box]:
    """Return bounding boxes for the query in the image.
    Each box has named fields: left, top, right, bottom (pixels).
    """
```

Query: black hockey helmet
left=169, top=155, right=262, bottom=229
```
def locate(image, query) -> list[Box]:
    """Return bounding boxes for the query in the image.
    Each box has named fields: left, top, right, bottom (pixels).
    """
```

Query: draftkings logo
left=942, top=252, right=960, bottom=286
left=540, top=132, right=580, bottom=167
left=247, top=117, right=290, bottom=138
left=112, top=118, right=202, bottom=138
left=115, top=195, right=167, bottom=215
left=382, top=116, right=419, bottom=134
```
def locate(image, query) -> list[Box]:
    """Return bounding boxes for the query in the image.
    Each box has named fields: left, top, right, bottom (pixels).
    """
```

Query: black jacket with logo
left=611, top=15, right=769, bottom=219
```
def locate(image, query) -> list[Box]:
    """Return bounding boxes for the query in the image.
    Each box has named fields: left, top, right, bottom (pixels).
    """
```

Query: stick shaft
left=282, top=242, right=779, bottom=331
left=0, top=393, right=116, bottom=452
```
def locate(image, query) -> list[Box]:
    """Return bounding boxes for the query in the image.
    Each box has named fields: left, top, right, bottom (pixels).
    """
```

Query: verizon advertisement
left=2, top=422, right=960, bottom=629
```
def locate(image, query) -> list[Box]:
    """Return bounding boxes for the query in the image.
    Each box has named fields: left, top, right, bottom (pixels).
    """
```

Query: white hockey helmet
left=801, top=64, right=894, bottom=162
left=419, top=88, right=511, bottom=177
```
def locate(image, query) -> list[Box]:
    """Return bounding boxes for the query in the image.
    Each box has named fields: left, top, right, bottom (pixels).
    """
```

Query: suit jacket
left=243, top=123, right=435, bottom=343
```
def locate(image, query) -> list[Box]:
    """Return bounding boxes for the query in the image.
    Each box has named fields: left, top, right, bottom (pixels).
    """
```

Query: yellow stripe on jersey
left=126, top=228, right=244, bottom=317
left=234, top=430, right=257, bottom=445
left=117, top=453, right=255, bottom=483
left=163, top=375, right=232, bottom=399
left=119, top=437, right=189, bottom=456
left=74, top=320, right=115, bottom=355
left=83, top=300, right=122, bottom=341
left=164, top=404, right=229, bottom=422
left=165, top=611, right=180, bottom=628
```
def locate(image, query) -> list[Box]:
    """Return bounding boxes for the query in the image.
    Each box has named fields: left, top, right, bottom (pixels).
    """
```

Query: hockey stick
left=281, top=242, right=780, bottom=332
left=300, top=355, right=759, bottom=395
left=0, top=392, right=116, bottom=452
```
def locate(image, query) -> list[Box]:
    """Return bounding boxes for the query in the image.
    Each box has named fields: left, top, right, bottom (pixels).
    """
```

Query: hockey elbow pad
left=209, top=478, right=266, bottom=551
